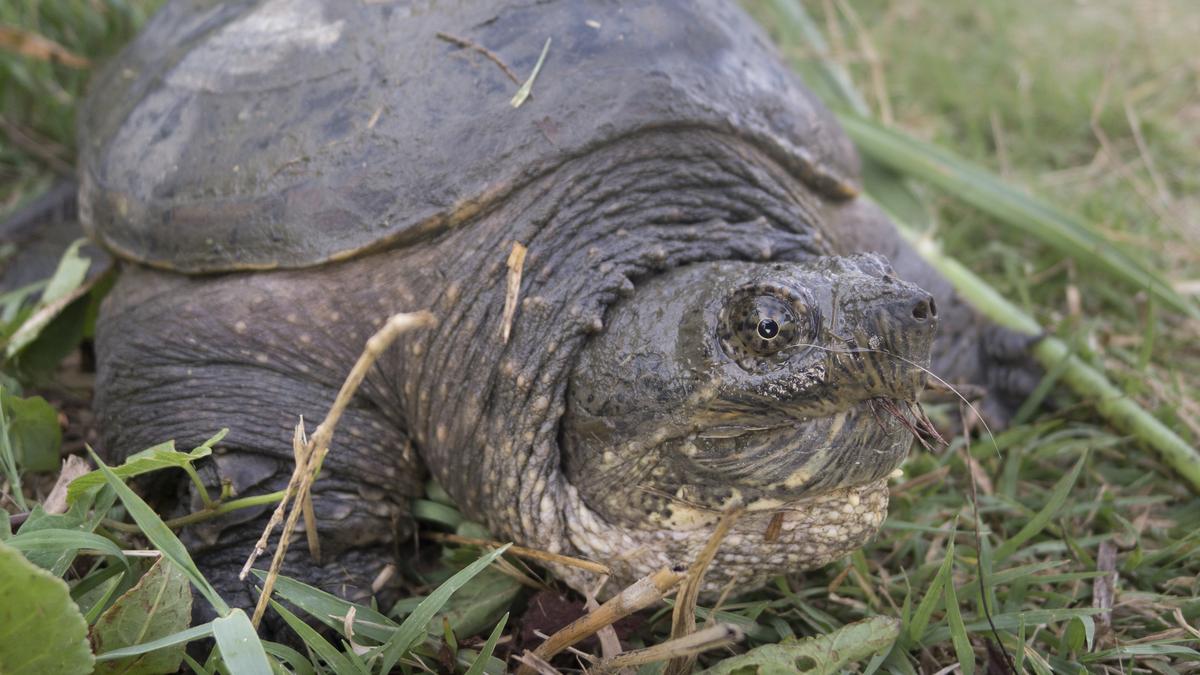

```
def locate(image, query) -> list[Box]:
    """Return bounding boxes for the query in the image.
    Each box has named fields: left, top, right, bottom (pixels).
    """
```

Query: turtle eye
left=721, top=295, right=800, bottom=357
left=756, top=318, right=779, bottom=340
left=715, top=283, right=820, bottom=367
left=719, top=286, right=819, bottom=367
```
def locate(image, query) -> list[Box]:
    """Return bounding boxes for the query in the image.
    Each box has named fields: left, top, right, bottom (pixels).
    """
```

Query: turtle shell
left=78, top=0, right=859, bottom=273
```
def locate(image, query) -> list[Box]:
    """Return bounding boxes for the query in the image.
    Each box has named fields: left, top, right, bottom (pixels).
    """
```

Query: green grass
left=2, top=0, right=1199, bottom=673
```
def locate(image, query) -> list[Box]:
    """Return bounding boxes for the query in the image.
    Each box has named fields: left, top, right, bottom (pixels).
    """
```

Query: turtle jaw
left=664, top=392, right=918, bottom=508
left=557, top=398, right=914, bottom=598
left=557, top=474, right=893, bottom=600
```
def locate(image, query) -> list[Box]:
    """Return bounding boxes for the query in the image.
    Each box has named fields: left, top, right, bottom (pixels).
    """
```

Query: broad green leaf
left=4, top=238, right=93, bottom=358
left=10, top=295, right=91, bottom=378
left=378, top=544, right=511, bottom=673
left=837, top=114, right=1199, bottom=321
left=91, top=558, right=193, bottom=675
left=40, top=239, right=91, bottom=304
left=1, top=392, right=61, bottom=472
left=0, top=539, right=94, bottom=675
left=7, top=528, right=128, bottom=569
left=212, top=609, right=272, bottom=675
left=87, top=447, right=230, bottom=616
left=0, top=279, right=47, bottom=325
left=69, top=430, right=226, bottom=504
left=15, top=503, right=89, bottom=573
left=697, top=616, right=901, bottom=674
left=1061, top=616, right=1091, bottom=655
left=95, top=623, right=215, bottom=663
left=412, top=498, right=464, bottom=529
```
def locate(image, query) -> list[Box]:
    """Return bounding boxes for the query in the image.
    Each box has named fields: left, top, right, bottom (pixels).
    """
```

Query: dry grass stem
left=370, top=563, right=396, bottom=593
left=43, top=455, right=90, bottom=515
left=583, top=579, right=624, bottom=664
left=298, top=423, right=321, bottom=561
left=435, top=31, right=520, bottom=85
left=514, top=651, right=562, bottom=675
left=665, top=507, right=743, bottom=675
left=0, top=115, right=74, bottom=175
left=517, top=567, right=687, bottom=675
left=0, top=26, right=90, bottom=67
left=421, top=531, right=611, bottom=575
left=1123, top=98, right=1171, bottom=206
left=597, top=624, right=743, bottom=673
left=490, top=555, right=548, bottom=591
left=239, top=420, right=309, bottom=581
left=1174, top=608, right=1200, bottom=641
left=833, top=0, right=892, bottom=124
left=501, top=241, right=527, bottom=344
left=510, top=37, right=551, bottom=108
left=246, top=310, right=436, bottom=627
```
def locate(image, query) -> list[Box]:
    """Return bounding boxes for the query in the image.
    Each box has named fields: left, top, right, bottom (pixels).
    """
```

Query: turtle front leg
left=94, top=267, right=425, bottom=634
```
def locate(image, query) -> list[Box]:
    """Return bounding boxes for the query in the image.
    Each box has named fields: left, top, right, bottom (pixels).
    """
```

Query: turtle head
left=562, top=253, right=937, bottom=527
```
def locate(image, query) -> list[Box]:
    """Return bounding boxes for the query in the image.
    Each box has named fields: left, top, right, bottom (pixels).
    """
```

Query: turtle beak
left=839, top=282, right=938, bottom=403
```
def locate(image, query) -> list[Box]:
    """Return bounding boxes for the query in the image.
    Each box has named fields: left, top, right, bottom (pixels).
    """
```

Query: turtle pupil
left=757, top=318, right=779, bottom=340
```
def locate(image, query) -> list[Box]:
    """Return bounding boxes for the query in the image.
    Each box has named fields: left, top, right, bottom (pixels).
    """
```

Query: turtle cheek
left=679, top=407, right=909, bottom=499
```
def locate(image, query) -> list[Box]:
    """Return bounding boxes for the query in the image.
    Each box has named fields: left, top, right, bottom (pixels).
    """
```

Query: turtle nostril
left=928, top=297, right=937, bottom=318
left=912, top=299, right=932, bottom=321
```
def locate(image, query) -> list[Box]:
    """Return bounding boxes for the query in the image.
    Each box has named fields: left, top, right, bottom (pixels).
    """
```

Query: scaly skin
left=94, top=130, right=1026, bottom=617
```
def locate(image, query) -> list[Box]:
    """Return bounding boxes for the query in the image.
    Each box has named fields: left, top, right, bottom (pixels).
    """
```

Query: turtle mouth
left=666, top=393, right=928, bottom=510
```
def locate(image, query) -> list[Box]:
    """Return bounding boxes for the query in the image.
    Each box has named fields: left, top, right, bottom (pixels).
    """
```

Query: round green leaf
left=0, top=539, right=94, bottom=675
left=91, top=557, right=193, bottom=675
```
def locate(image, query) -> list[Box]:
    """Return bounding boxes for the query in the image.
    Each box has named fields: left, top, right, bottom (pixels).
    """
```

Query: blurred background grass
left=747, top=0, right=1200, bottom=440
left=1, top=0, right=1198, bottom=671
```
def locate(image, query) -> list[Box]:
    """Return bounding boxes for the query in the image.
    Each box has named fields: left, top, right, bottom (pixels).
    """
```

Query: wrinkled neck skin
left=377, top=129, right=913, bottom=593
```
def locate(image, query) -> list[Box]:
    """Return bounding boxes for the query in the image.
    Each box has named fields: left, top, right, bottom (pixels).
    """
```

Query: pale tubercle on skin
left=555, top=478, right=890, bottom=598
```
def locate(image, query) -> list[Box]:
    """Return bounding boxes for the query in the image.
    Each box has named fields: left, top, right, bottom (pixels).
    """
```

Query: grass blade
left=838, top=114, right=1199, bottom=321
left=464, top=613, right=508, bottom=675
left=87, top=447, right=230, bottom=615
left=941, top=535, right=974, bottom=675
left=250, top=569, right=396, bottom=642
left=269, top=600, right=357, bottom=674
left=923, top=608, right=1107, bottom=644
left=95, top=621, right=215, bottom=662
left=378, top=543, right=510, bottom=673
left=909, top=526, right=956, bottom=643
left=212, top=609, right=273, bottom=675
left=510, top=38, right=550, bottom=108
left=261, top=641, right=316, bottom=675
left=7, top=529, right=129, bottom=568
left=994, top=453, right=1086, bottom=561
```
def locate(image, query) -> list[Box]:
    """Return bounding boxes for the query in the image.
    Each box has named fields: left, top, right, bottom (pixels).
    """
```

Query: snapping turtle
left=57, top=0, right=1034, bottom=612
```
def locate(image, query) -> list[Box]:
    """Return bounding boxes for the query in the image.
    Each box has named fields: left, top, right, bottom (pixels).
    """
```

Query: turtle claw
left=974, top=327, right=1046, bottom=430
